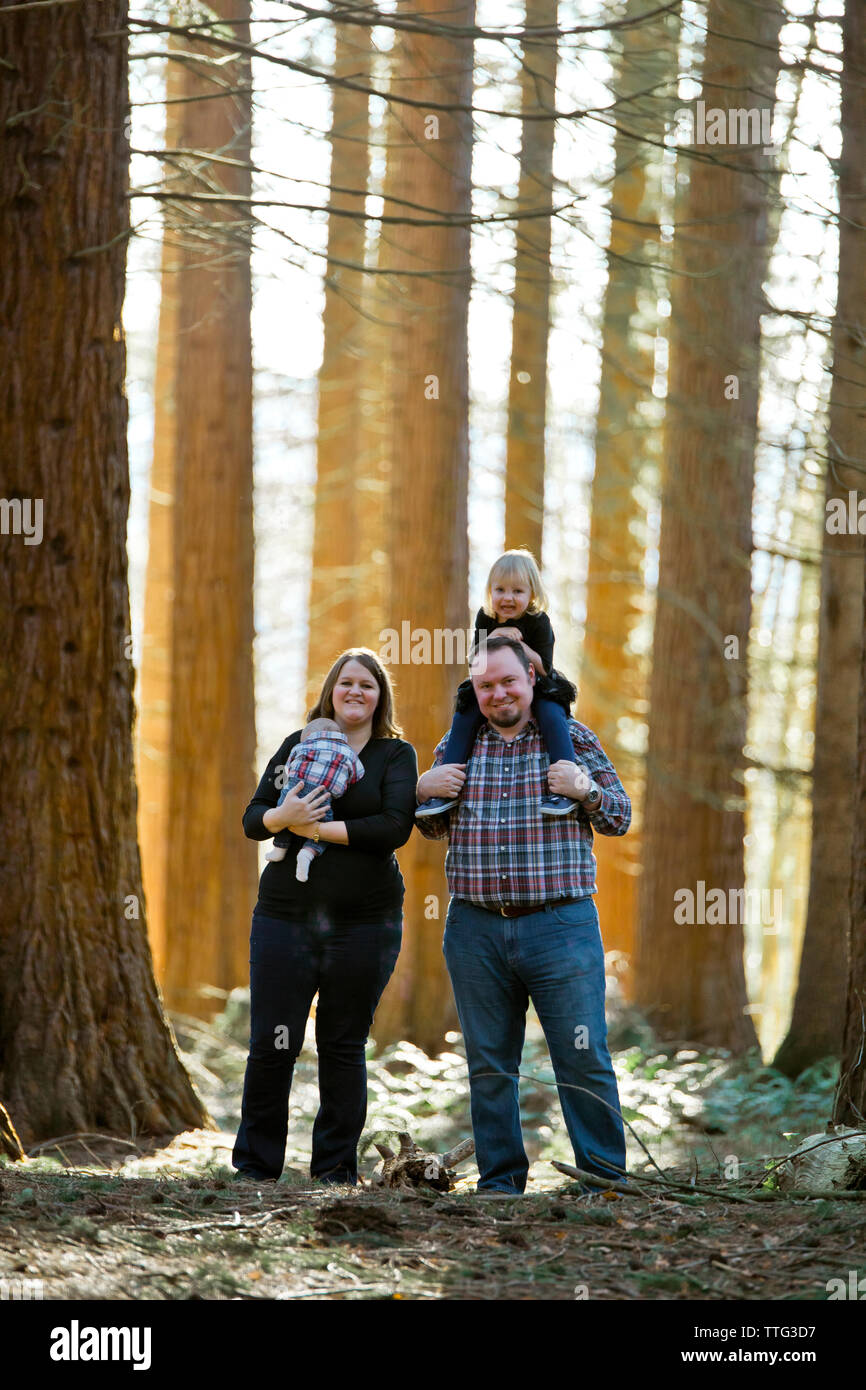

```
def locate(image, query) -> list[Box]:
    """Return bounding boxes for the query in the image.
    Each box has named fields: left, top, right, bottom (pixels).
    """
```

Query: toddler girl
left=415, top=547, right=579, bottom=818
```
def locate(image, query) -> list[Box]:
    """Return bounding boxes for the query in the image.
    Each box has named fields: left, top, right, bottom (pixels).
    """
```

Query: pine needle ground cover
left=0, top=987, right=862, bottom=1302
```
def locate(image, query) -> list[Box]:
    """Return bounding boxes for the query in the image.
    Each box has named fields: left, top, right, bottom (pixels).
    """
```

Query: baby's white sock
left=265, top=844, right=288, bottom=863
left=295, top=846, right=316, bottom=882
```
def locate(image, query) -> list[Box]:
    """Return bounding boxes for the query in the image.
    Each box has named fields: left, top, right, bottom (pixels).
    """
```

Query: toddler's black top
left=242, top=732, right=418, bottom=922
left=474, top=607, right=554, bottom=673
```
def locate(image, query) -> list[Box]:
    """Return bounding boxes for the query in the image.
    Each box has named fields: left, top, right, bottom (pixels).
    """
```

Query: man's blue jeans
left=443, top=896, right=626, bottom=1193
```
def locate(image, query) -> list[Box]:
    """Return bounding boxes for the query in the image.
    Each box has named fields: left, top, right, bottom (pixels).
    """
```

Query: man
left=415, top=635, right=630, bottom=1196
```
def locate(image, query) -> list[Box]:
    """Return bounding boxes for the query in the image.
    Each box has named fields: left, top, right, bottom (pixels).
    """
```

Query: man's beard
left=488, top=702, right=523, bottom=728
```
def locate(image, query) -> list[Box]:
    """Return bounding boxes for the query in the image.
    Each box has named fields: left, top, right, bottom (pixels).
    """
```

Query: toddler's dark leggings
left=439, top=690, right=576, bottom=767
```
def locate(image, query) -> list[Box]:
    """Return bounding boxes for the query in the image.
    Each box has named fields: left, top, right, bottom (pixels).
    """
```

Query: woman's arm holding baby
left=243, top=738, right=329, bottom=840
left=264, top=785, right=330, bottom=834
left=283, top=816, right=349, bottom=844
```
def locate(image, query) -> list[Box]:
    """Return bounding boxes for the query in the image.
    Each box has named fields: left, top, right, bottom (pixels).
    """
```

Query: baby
left=266, top=717, right=365, bottom=881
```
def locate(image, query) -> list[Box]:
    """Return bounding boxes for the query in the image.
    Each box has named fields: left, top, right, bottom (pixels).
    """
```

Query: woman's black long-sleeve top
left=242, top=732, right=418, bottom=922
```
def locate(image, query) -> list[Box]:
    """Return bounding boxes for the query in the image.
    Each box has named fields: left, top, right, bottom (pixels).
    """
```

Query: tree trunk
left=833, top=563, right=866, bottom=1126
left=580, top=0, right=679, bottom=989
left=372, top=0, right=474, bottom=1051
left=754, top=499, right=815, bottom=1054
left=348, top=46, right=401, bottom=671
left=0, top=0, right=209, bottom=1146
left=775, top=0, right=866, bottom=1077
left=634, top=0, right=783, bottom=1050
left=831, top=0, right=866, bottom=1128
left=352, top=77, right=395, bottom=661
left=503, top=0, right=558, bottom=561
left=137, top=31, right=184, bottom=985
left=151, top=5, right=258, bottom=1015
left=306, top=18, right=373, bottom=702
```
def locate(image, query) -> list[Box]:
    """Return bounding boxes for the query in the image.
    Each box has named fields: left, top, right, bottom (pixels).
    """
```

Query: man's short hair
left=469, top=633, right=532, bottom=678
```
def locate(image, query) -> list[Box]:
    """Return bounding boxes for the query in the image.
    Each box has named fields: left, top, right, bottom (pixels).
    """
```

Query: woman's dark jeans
left=232, top=909, right=402, bottom=1183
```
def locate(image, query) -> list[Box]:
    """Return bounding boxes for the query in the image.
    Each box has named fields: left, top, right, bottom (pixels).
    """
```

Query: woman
left=232, top=649, right=418, bottom=1185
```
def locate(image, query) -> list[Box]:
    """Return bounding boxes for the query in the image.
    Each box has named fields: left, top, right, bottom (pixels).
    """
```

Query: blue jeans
left=232, top=910, right=401, bottom=1182
left=443, top=896, right=626, bottom=1192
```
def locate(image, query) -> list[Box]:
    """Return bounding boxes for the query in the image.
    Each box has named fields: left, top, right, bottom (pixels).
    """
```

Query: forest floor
left=1, top=984, right=863, bottom=1302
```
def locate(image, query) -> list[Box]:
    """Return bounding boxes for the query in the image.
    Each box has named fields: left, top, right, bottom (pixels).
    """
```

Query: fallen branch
left=567, top=1160, right=866, bottom=1203
left=550, top=1160, right=647, bottom=1198
left=26, top=1132, right=144, bottom=1155
left=590, top=1155, right=769, bottom=1205
left=160, top=1205, right=301, bottom=1237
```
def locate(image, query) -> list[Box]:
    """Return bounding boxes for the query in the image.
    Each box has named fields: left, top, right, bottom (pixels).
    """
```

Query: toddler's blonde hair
left=482, top=547, right=548, bottom=618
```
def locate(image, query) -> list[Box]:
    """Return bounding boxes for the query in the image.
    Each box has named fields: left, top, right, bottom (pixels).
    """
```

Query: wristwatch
left=311, top=823, right=321, bottom=843
left=583, top=780, right=602, bottom=809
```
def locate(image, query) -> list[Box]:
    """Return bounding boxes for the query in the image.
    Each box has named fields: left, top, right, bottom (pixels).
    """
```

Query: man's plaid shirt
left=415, top=716, right=631, bottom=909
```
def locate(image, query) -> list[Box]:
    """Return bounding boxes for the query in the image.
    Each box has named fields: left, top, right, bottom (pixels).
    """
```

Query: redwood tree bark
left=353, top=95, right=394, bottom=662
left=775, top=0, right=866, bottom=1077
left=0, top=0, right=209, bottom=1146
left=833, top=555, right=866, bottom=1126
left=831, top=0, right=866, bottom=1128
left=372, top=0, right=474, bottom=1050
left=306, top=18, right=373, bottom=702
left=504, top=0, right=558, bottom=561
left=634, top=0, right=783, bottom=1049
left=580, top=0, right=679, bottom=987
left=141, top=7, right=258, bottom=1016
left=137, top=32, right=184, bottom=986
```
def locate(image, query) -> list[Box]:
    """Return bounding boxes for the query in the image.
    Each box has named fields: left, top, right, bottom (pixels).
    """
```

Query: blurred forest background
left=1, top=0, right=864, bottom=1156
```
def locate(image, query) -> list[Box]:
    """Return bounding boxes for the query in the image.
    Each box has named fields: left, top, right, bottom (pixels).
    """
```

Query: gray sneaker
left=415, top=796, right=459, bottom=819
left=540, top=794, right=578, bottom=816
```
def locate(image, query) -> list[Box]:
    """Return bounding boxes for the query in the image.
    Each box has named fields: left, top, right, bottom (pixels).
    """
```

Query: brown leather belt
left=496, top=896, right=582, bottom=918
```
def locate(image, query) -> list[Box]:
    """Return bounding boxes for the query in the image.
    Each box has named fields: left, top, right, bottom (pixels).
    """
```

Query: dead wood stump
left=777, top=1127, right=866, bottom=1193
left=371, top=1132, right=475, bottom=1192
